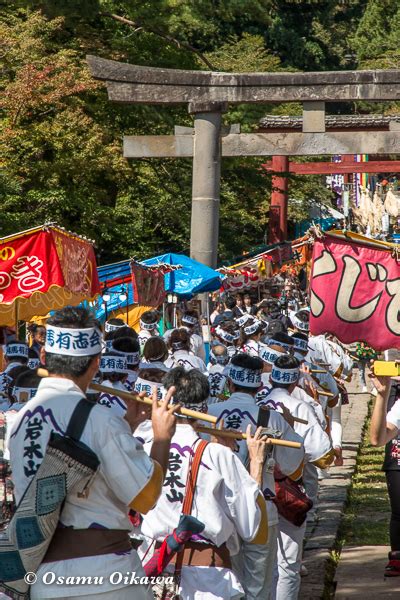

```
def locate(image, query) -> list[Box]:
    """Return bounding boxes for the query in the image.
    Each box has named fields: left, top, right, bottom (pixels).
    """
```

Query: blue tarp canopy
left=95, top=260, right=133, bottom=321
left=143, top=253, right=222, bottom=298
left=94, top=253, right=222, bottom=321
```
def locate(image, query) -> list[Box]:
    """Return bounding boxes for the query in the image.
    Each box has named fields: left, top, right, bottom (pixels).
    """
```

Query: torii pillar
left=269, top=155, right=289, bottom=243
left=189, top=102, right=227, bottom=267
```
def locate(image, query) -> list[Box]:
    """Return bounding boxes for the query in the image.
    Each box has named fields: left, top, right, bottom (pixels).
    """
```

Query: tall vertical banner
left=310, top=234, right=400, bottom=350
left=131, top=263, right=165, bottom=307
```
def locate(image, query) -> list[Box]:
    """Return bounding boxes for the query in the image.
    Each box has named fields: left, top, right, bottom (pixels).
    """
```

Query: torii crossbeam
left=87, top=56, right=400, bottom=267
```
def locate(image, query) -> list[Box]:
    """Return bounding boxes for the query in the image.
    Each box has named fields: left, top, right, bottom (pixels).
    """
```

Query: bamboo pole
left=316, top=389, right=335, bottom=398
left=195, top=425, right=302, bottom=448
left=37, top=369, right=217, bottom=424
left=89, top=382, right=218, bottom=424
left=290, top=415, right=308, bottom=425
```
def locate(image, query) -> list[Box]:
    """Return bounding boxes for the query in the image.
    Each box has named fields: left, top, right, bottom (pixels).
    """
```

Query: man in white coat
left=0, top=341, right=29, bottom=410
left=8, top=306, right=178, bottom=600
left=208, top=354, right=304, bottom=600
left=136, top=366, right=268, bottom=600
left=263, top=355, right=334, bottom=600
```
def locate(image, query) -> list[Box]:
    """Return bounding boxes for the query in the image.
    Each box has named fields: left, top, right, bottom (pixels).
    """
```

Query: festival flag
left=130, top=262, right=166, bottom=307
left=0, top=226, right=100, bottom=325
left=309, top=233, right=400, bottom=350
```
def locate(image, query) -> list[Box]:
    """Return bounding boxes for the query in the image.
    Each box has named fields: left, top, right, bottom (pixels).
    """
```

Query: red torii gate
left=259, top=115, right=400, bottom=243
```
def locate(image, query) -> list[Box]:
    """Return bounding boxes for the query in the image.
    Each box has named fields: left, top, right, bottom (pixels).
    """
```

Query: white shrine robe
left=207, top=363, right=228, bottom=405
left=9, top=377, right=155, bottom=599
left=97, top=379, right=127, bottom=418
left=165, top=350, right=207, bottom=373
left=262, top=387, right=332, bottom=466
left=137, top=423, right=263, bottom=600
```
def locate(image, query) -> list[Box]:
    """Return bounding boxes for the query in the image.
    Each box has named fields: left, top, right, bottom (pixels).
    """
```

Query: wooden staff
left=195, top=425, right=302, bottom=448
left=37, top=369, right=217, bottom=425
left=290, top=415, right=308, bottom=425
left=316, top=388, right=335, bottom=398
left=91, top=381, right=310, bottom=425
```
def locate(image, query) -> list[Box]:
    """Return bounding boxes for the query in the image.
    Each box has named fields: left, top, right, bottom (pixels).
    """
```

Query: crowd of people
left=0, top=277, right=369, bottom=600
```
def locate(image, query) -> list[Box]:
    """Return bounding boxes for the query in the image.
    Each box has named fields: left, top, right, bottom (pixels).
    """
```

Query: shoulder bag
left=0, top=398, right=99, bottom=600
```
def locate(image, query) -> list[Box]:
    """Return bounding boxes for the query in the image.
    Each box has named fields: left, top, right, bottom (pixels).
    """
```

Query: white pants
left=272, top=516, right=306, bottom=600
left=302, top=462, right=319, bottom=521
left=231, top=523, right=278, bottom=600
left=329, top=401, right=342, bottom=448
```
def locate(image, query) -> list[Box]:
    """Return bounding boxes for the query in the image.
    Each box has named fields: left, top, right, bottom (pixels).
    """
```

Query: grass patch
left=323, top=400, right=391, bottom=598
left=340, top=414, right=390, bottom=547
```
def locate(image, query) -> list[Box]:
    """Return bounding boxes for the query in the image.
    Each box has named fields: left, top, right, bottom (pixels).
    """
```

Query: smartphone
left=373, top=361, right=400, bottom=377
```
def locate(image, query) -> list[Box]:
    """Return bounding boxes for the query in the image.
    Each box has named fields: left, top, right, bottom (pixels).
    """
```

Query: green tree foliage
left=0, top=1, right=378, bottom=264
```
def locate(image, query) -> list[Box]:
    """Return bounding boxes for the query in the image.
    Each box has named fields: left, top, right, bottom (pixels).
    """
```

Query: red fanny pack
left=273, top=466, right=313, bottom=527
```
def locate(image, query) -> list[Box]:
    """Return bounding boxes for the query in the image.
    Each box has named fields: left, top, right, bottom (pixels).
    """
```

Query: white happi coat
left=263, top=387, right=332, bottom=464
left=3, top=401, right=27, bottom=460
left=308, top=335, right=342, bottom=375
left=207, top=392, right=304, bottom=528
left=136, top=423, right=262, bottom=599
left=189, top=331, right=206, bottom=363
left=302, top=361, right=339, bottom=410
left=165, top=350, right=207, bottom=373
left=208, top=391, right=259, bottom=464
left=0, top=361, right=22, bottom=409
left=8, top=377, right=155, bottom=599
left=308, top=335, right=352, bottom=378
left=241, top=339, right=259, bottom=357
left=292, top=384, right=327, bottom=430
left=97, top=379, right=127, bottom=418
left=255, top=372, right=272, bottom=407
left=207, top=363, right=228, bottom=405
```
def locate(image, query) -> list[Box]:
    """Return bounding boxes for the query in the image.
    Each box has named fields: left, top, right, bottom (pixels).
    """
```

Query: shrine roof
left=259, top=114, right=400, bottom=130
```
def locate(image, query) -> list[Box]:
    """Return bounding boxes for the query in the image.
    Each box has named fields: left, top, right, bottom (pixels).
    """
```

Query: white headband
left=100, top=355, right=128, bottom=374
left=258, top=343, right=285, bottom=365
left=243, top=321, right=261, bottom=336
left=268, top=338, right=293, bottom=352
left=182, top=315, right=198, bottom=326
left=13, top=387, right=38, bottom=402
left=27, top=358, right=40, bottom=369
left=215, top=326, right=240, bottom=344
left=292, top=314, right=309, bottom=332
left=114, top=350, right=140, bottom=365
left=291, top=337, right=309, bottom=352
left=270, top=366, right=299, bottom=384
left=236, top=313, right=251, bottom=327
left=134, top=377, right=165, bottom=400
left=6, top=343, right=29, bottom=358
left=140, top=320, right=158, bottom=331
left=225, top=364, right=262, bottom=388
left=45, top=325, right=102, bottom=356
left=104, top=322, right=125, bottom=333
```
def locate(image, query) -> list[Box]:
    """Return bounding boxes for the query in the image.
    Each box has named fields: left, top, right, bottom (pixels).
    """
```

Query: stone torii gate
left=87, top=56, right=400, bottom=268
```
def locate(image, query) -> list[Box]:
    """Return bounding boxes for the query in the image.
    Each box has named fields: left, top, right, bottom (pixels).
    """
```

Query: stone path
left=299, top=380, right=370, bottom=599
left=335, top=546, right=400, bottom=598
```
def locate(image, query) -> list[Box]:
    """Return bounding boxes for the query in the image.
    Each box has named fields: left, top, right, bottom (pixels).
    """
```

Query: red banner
left=131, top=263, right=165, bottom=307
left=310, top=235, right=400, bottom=350
left=0, top=228, right=100, bottom=305
left=51, top=229, right=99, bottom=296
left=0, top=231, right=64, bottom=303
